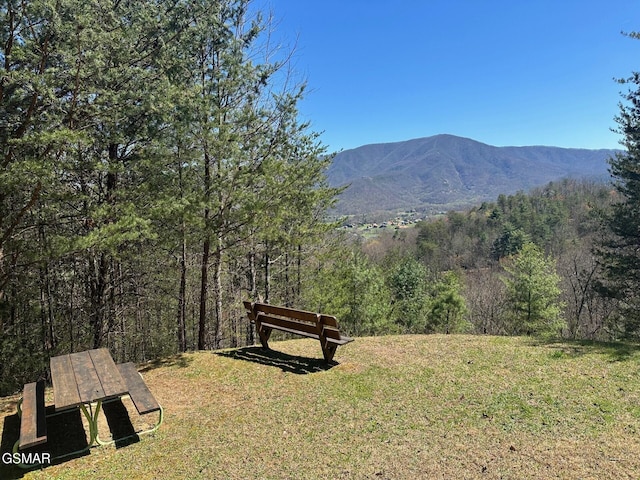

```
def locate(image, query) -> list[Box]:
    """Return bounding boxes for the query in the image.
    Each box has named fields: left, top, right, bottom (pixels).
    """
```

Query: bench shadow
left=101, top=399, right=139, bottom=448
left=138, top=353, right=192, bottom=373
left=0, top=406, right=89, bottom=479
left=215, top=346, right=335, bottom=374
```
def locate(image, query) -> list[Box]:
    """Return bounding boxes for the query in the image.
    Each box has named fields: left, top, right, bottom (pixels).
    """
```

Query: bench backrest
left=244, top=301, right=343, bottom=336
left=252, top=303, right=319, bottom=322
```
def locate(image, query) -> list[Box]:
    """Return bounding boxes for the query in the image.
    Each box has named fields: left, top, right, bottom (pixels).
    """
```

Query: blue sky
left=258, top=0, right=640, bottom=153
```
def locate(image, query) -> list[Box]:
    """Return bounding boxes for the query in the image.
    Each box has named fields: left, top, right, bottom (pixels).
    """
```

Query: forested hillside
left=310, top=180, right=620, bottom=342
left=326, top=134, right=616, bottom=216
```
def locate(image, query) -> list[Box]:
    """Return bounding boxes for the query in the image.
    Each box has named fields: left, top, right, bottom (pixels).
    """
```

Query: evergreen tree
left=306, top=246, right=394, bottom=337
left=388, top=256, right=430, bottom=333
left=598, top=33, right=640, bottom=336
left=491, top=225, right=530, bottom=260
left=428, top=271, right=468, bottom=334
left=502, top=243, right=563, bottom=336
left=0, top=0, right=340, bottom=393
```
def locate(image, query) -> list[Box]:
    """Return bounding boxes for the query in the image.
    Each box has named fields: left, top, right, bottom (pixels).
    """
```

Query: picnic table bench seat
left=17, top=380, right=47, bottom=450
left=110, top=362, right=163, bottom=442
left=117, top=362, right=161, bottom=415
left=244, top=301, right=354, bottom=362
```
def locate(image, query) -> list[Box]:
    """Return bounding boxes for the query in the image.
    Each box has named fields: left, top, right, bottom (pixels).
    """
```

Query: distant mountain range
left=326, top=134, right=619, bottom=216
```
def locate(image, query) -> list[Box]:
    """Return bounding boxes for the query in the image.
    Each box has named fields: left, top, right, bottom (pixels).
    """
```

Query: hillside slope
left=327, top=134, right=617, bottom=216
left=1, top=335, right=639, bottom=479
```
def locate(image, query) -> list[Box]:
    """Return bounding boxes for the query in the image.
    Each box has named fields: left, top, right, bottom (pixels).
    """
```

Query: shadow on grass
left=528, top=337, right=640, bottom=362
left=0, top=406, right=89, bottom=479
left=215, top=346, right=335, bottom=374
left=101, top=399, right=140, bottom=449
left=139, top=353, right=192, bottom=373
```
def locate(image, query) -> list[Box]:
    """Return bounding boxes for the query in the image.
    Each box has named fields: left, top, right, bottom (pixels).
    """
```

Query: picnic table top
left=50, top=348, right=128, bottom=411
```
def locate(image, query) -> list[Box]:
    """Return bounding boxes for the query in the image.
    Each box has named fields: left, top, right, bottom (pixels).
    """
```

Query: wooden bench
left=244, top=301, right=354, bottom=362
left=11, top=380, right=51, bottom=469
left=17, top=380, right=47, bottom=450
left=115, top=362, right=163, bottom=437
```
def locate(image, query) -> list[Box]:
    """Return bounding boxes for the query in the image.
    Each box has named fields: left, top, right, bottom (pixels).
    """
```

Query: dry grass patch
left=2, top=335, right=640, bottom=479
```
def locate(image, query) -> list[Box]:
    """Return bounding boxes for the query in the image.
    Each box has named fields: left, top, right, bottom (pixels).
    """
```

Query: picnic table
left=50, top=348, right=129, bottom=446
left=13, top=348, right=162, bottom=468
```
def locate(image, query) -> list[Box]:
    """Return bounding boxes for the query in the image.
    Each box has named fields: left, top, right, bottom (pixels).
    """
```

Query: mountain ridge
left=326, top=134, right=618, bottom=216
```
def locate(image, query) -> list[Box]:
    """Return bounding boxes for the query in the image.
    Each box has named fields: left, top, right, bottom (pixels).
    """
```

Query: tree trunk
left=284, top=251, right=290, bottom=306
left=178, top=229, right=188, bottom=352
left=198, top=237, right=210, bottom=350
left=212, top=241, right=223, bottom=349
left=198, top=149, right=212, bottom=350
left=90, top=252, right=109, bottom=349
left=264, top=242, right=270, bottom=304
left=246, top=248, right=257, bottom=344
left=297, top=244, right=302, bottom=301
left=177, top=160, right=188, bottom=352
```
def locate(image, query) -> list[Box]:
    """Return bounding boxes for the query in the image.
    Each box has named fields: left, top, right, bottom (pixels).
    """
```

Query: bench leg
left=16, top=397, right=23, bottom=418
left=11, top=438, right=43, bottom=470
left=321, top=342, right=337, bottom=363
left=257, top=326, right=272, bottom=350
left=79, top=401, right=101, bottom=447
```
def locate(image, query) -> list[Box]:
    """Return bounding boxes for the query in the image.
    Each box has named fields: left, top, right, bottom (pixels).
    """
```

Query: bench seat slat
left=117, top=363, right=160, bottom=415
left=326, top=336, right=354, bottom=346
left=19, top=381, right=47, bottom=450
left=323, top=326, right=354, bottom=344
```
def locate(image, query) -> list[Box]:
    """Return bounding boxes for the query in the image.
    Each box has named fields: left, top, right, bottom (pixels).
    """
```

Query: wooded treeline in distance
left=3, top=0, right=640, bottom=397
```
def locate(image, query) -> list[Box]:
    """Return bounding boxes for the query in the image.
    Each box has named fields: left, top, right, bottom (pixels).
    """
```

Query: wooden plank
left=257, top=313, right=320, bottom=336
left=320, top=315, right=339, bottom=328
left=243, top=301, right=256, bottom=321
left=322, top=325, right=343, bottom=340
left=50, top=354, right=82, bottom=410
left=89, top=348, right=127, bottom=399
left=117, top=363, right=160, bottom=415
left=325, top=336, right=353, bottom=346
left=260, top=322, right=320, bottom=340
left=19, top=381, right=47, bottom=449
left=70, top=351, right=104, bottom=403
left=254, top=303, right=319, bottom=323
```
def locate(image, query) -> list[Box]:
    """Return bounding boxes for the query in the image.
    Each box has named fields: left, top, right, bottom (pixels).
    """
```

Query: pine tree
left=502, top=243, right=563, bottom=336
left=428, top=271, right=468, bottom=334
left=388, top=256, right=430, bottom=333
left=598, top=32, right=640, bottom=336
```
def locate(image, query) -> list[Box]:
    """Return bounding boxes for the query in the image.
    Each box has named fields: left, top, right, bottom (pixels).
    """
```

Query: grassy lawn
left=2, top=335, right=640, bottom=479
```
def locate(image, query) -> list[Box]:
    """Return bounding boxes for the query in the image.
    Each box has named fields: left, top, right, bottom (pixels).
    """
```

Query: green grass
left=2, top=335, right=640, bottom=479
